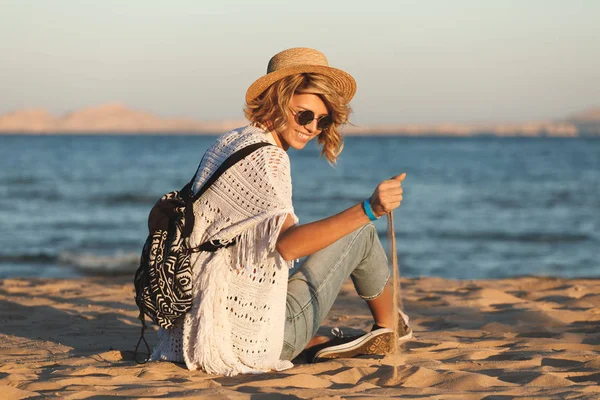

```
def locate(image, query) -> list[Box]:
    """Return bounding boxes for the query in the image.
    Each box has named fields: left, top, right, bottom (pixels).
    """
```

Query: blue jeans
left=280, top=224, right=391, bottom=360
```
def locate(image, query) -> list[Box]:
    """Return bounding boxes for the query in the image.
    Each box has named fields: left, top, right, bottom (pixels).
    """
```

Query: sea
left=1, top=134, right=599, bottom=280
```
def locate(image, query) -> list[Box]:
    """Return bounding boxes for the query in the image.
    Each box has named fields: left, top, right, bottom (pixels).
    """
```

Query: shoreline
left=1, top=275, right=599, bottom=398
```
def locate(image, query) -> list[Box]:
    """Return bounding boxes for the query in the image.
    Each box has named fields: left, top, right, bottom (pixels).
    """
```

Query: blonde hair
left=244, top=73, right=352, bottom=164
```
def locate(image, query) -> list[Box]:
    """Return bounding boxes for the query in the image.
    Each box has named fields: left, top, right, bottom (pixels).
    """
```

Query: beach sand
left=1, top=276, right=599, bottom=399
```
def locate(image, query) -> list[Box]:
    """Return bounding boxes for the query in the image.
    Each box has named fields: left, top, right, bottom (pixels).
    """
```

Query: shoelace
left=331, top=327, right=345, bottom=338
left=330, top=324, right=385, bottom=339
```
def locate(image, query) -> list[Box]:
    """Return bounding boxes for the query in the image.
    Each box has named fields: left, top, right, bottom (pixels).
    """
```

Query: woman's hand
left=369, top=173, right=406, bottom=218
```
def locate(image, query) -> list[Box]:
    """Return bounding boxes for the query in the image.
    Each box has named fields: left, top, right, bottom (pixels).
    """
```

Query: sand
left=1, top=276, right=599, bottom=399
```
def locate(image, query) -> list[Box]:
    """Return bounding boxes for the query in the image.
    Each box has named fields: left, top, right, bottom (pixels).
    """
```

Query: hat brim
left=245, top=65, right=356, bottom=104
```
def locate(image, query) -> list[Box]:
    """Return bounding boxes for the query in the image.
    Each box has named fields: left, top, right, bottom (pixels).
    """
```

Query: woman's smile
left=295, top=130, right=313, bottom=141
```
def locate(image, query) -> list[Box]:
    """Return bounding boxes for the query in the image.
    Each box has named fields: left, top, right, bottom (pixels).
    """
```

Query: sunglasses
left=293, top=109, right=334, bottom=130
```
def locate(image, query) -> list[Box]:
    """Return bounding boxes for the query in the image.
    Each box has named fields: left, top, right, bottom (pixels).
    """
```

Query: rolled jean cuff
left=280, top=340, right=295, bottom=361
left=358, top=271, right=391, bottom=300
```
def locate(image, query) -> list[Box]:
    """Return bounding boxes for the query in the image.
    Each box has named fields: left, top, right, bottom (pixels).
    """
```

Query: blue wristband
left=362, top=199, right=378, bottom=221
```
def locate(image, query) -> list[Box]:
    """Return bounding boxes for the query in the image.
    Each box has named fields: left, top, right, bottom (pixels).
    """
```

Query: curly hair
left=244, top=73, right=352, bottom=164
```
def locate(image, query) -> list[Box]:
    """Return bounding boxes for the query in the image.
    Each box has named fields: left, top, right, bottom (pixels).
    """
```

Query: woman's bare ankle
left=304, top=335, right=329, bottom=350
left=366, top=283, right=395, bottom=329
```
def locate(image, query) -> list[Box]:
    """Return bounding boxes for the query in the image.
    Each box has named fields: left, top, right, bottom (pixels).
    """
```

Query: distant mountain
left=567, top=107, right=600, bottom=136
left=341, top=121, right=578, bottom=137
left=570, top=107, right=600, bottom=121
left=0, top=109, right=58, bottom=132
left=0, top=103, right=598, bottom=136
left=0, top=104, right=246, bottom=134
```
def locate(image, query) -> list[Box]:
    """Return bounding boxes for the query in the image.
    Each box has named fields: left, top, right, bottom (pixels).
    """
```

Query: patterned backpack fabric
left=134, top=186, right=194, bottom=330
left=133, top=142, right=272, bottom=362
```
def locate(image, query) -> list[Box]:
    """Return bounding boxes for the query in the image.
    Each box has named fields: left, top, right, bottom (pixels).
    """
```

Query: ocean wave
left=484, top=190, right=599, bottom=210
left=93, top=193, right=160, bottom=206
left=0, top=253, right=57, bottom=264
left=485, top=197, right=523, bottom=209
left=0, top=249, right=142, bottom=276
left=52, top=221, right=122, bottom=231
left=3, top=189, right=62, bottom=201
left=90, top=193, right=161, bottom=206
left=293, top=194, right=364, bottom=204
left=432, top=231, right=591, bottom=243
left=376, top=229, right=411, bottom=239
left=0, top=176, right=39, bottom=185
left=58, top=251, right=140, bottom=276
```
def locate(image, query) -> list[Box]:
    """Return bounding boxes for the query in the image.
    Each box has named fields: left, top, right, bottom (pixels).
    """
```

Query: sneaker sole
left=314, top=329, right=394, bottom=360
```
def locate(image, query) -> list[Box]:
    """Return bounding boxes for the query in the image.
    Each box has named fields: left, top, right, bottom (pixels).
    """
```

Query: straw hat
left=245, top=47, right=356, bottom=104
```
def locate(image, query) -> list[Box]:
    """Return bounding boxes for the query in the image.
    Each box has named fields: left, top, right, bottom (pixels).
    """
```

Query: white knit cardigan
left=151, top=125, right=297, bottom=375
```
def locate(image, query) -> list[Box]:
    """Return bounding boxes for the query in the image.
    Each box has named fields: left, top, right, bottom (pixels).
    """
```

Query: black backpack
left=133, top=142, right=272, bottom=363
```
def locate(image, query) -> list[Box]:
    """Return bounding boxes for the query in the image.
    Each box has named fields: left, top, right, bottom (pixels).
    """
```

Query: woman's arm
left=276, top=173, right=406, bottom=261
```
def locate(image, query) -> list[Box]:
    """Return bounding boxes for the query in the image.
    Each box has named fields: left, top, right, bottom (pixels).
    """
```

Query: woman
left=150, top=47, right=411, bottom=376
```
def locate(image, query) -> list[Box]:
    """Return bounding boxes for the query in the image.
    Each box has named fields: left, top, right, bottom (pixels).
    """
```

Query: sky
left=1, top=0, right=599, bottom=125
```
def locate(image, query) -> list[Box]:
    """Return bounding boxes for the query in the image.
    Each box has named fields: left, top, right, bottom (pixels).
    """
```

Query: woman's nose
left=305, top=119, right=319, bottom=133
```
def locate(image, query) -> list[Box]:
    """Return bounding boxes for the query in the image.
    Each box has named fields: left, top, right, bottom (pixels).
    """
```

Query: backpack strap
left=182, top=141, right=273, bottom=238
left=133, top=311, right=151, bottom=364
left=192, top=141, right=273, bottom=201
